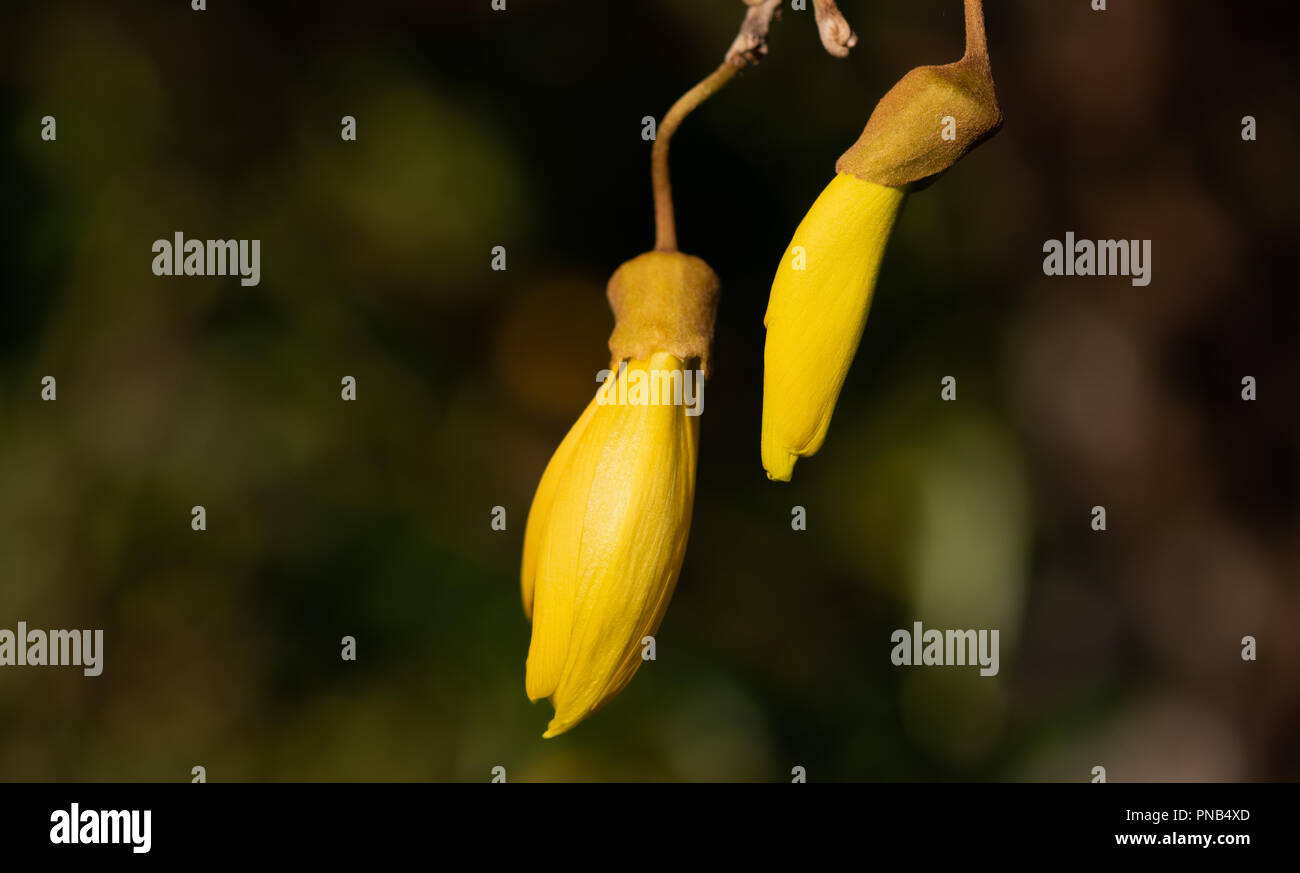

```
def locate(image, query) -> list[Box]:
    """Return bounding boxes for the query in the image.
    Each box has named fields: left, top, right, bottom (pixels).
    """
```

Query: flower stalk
left=651, top=61, right=739, bottom=253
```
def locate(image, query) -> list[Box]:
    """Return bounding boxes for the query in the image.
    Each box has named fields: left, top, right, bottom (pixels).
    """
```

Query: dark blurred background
left=1, top=0, right=1296, bottom=780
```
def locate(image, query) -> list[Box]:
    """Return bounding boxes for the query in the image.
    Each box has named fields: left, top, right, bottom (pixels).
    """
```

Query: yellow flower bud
left=761, top=174, right=906, bottom=481
left=518, top=22, right=731, bottom=735
left=761, top=1, right=1000, bottom=482
left=522, top=351, right=699, bottom=738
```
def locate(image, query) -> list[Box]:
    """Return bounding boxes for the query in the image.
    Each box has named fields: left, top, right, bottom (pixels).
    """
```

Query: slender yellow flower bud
left=761, top=175, right=906, bottom=481
left=761, top=0, right=1000, bottom=481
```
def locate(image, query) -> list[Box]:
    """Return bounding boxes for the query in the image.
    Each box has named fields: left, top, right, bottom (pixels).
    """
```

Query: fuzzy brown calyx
left=836, top=0, right=1002, bottom=188
left=607, top=251, right=720, bottom=375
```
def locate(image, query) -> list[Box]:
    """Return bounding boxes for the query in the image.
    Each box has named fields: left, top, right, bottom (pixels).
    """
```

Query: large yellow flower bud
left=522, top=253, right=716, bottom=737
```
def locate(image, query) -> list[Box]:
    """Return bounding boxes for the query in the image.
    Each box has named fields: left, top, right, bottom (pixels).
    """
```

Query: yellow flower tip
left=541, top=718, right=575, bottom=740
left=763, top=454, right=795, bottom=483
left=761, top=423, right=798, bottom=481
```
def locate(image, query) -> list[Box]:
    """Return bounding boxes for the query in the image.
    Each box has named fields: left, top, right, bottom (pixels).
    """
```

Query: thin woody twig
left=652, top=62, right=739, bottom=251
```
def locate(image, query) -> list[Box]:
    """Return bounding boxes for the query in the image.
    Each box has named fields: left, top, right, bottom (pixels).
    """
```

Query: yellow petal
left=524, top=352, right=699, bottom=736
left=581, top=410, right=697, bottom=720
left=521, top=390, right=602, bottom=621
left=761, top=173, right=905, bottom=481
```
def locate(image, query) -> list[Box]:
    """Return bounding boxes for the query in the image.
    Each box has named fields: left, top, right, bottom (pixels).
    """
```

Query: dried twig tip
left=813, top=0, right=858, bottom=58
left=727, top=0, right=783, bottom=68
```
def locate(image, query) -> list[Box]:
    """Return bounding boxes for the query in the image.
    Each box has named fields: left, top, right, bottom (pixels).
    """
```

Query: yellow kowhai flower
left=522, top=252, right=718, bottom=737
left=762, top=175, right=906, bottom=481
left=522, top=352, right=699, bottom=738
left=516, top=9, right=745, bottom=732
left=761, top=0, right=1001, bottom=482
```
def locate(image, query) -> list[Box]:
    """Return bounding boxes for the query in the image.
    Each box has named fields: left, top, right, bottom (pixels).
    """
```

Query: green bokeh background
left=1, top=0, right=1297, bottom=780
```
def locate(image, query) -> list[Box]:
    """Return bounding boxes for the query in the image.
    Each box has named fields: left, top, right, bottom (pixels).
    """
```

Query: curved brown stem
left=651, top=61, right=739, bottom=253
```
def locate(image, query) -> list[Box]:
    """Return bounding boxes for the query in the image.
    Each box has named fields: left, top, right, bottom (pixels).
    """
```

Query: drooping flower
left=522, top=253, right=718, bottom=737
left=761, top=0, right=1002, bottom=481
left=523, top=352, right=699, bottom=737
left=761, top=175, right=906, bottom=481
